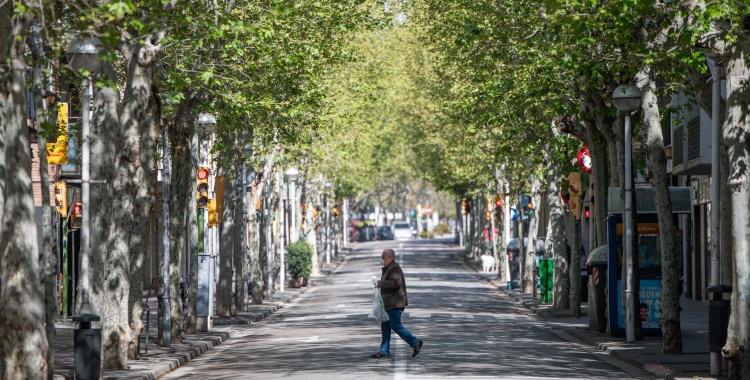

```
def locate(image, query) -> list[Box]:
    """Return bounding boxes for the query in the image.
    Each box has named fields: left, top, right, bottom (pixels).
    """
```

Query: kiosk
left=606, top=186, right=691, bottom=335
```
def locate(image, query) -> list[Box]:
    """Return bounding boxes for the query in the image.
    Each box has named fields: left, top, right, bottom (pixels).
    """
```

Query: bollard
left=72, top=313, right=101, bottom=380
left=708, top=285, right=732, bottom=352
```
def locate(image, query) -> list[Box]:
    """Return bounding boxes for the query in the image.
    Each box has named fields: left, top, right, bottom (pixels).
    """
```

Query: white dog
left=481, top=254, right=496, bottom=273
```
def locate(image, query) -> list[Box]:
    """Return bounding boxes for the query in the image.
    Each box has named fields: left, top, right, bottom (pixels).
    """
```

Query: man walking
left=371, top=249, right=424, bottom=358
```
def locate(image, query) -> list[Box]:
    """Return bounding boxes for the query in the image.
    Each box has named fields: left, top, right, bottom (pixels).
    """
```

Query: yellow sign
left=46, top=103, right=68, bottom=164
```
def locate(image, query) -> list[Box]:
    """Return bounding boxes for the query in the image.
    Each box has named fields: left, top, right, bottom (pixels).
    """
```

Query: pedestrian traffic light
left=585, top=208, right=590, bottom=219
left=208, top=199, right=219, bottom=227
left=568, top=172, right=583, bottom=220
left=197, top=167, right=210, bottom=208
left=54, top=181, right=67, bottom=217
left=70, top=202, right=83, bottom=229
left=214, top=176, right=225, bottom=224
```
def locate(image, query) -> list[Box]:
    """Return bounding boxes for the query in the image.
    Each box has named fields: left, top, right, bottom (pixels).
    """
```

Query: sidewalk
left=42, top=251, right=351, bottom=380
left=461, top=254, right=721, bottom=380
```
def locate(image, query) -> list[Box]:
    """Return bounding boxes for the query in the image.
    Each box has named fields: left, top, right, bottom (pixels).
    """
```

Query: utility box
left=197, top=253, right=214, bottom=331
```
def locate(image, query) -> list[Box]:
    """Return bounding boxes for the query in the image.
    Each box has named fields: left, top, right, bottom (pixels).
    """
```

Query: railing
left=687, top=116, right=701, bottom=161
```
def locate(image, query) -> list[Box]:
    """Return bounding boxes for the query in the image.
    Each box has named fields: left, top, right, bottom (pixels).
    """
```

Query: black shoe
left=412, top=340, right=423, bottom=357
left=370, top=352, right=389, bottom=358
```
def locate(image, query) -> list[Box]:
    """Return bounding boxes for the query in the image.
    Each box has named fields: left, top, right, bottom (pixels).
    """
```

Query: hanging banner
left=46, top=103, right=68, bottom=164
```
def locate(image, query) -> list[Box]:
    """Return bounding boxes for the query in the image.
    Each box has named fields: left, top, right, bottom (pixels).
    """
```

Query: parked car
left=392, top=222, right=412, bottom=240
left=377, top=226, right=393, bottom=240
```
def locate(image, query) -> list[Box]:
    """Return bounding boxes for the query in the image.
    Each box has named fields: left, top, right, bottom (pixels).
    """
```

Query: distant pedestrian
left=370, top=249, right=423, bottom=359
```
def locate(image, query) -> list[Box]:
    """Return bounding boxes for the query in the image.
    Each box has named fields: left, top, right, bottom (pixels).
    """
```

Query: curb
left=61, top=331, right=231, bottom=380
left=563, top=327, right=689, bottom=379
left=212, top=286, right=311, bottom=326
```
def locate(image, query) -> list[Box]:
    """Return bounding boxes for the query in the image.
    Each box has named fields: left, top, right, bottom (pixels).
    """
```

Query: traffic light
left=461, top=198, right=468, bottom=214
left=332, top=204, right=340, bottom=219
left=70, top=202, right=83, bottom=229
left=584, top=208, right=590, bottom=219
left=590, top=180, right=595, bottom=207
left=197, top=167, right=210, bottom=208
left=313, top=206, right=321, bottom=228
left=54, top=181, right=67, bottom=217
left=495, top=194, right=503, bottom=208
left=568, top=172, right=583, bottom=220
left=208, top=199, right=218, bottom=226
left=485, top=199, right=492, bottom=222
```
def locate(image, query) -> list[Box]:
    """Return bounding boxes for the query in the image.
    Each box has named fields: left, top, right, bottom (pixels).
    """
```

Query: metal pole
left=343, top=199, right=348, bottom=248
left=580, top=216, right=581, bottom=318
left=241, top=163, right=248, bottom=311
left=79, top=77, right=92, bottom=315
left=326, top=191, right=331, bottom=264
left=162, top=119, right=171, bottom=346
left=624, top=113, right=635, bottom=343
left=266, top=178, right=273, bottom=298
left=290, top=181, right=297, bottom=243
left=709, top=57, right=722, bottom=376
left=280, top=186, right=286, bottom=293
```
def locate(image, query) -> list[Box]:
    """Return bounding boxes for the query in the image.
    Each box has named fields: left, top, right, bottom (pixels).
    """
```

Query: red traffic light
left=585, top=209, right=590, bottom=219
left=198, top=168, right=209, bottom=180
left=72, top=203, right=81, bottom=214
left=495, top=199, right=502, bottom=207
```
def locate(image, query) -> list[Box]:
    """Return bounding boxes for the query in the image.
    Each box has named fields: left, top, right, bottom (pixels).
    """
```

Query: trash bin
left=708, top=285, right=732, bottom=352
left=586, top=245, right=608, bottom=333
left=506, top=238, right=523, bottom=289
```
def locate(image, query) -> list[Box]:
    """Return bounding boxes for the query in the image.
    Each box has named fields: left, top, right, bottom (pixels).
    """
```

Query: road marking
left=299, top=336, right=323, bottom=342
left=455, top=303, right=462, bottom=306
left=452, top=314, right=474, bottom=319
left=395, top=338, right=406, bottom=380
left=328, top=304, right=347, bottom=308
left=409, top=313, right=431, bottom=318
left=494, top=314, right=517, bottom=320
left=325, top=314, right=347, bottom=319
left=284, top=317, right=306, bottom=321
left=358, top=279, right=372, bottom=282
left=334, top=281, right=347, bottom=284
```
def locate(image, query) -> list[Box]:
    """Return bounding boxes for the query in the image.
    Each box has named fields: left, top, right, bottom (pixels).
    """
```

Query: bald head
left=381, top=249, right=395, bottom=267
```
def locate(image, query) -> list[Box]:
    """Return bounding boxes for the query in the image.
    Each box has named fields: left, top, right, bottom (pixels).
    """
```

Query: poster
left=638, top=245, right=649, bottom=268
left=616, top=279, right=662, bottom=330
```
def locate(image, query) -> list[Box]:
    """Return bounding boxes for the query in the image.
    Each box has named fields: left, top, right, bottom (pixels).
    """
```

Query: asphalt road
left=162, top=238, right=654, bottom=380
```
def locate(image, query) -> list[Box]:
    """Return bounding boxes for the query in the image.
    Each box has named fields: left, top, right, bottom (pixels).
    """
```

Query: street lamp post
left=241, top=143, right=253, bottom=311
left=325, top=182, right=332, bottom=264
left=284, top=168, right=299, bottom=292
left=66, top=35, right=104, bottom=378
left=613, top=84, right=642, bottom=343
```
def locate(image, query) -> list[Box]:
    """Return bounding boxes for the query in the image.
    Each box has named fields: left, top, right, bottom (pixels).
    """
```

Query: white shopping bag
left=372, top=288, right=390, bottom=322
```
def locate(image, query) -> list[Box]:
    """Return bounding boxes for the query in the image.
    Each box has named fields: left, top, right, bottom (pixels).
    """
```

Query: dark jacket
left=378, top=261, right=408, bottom=310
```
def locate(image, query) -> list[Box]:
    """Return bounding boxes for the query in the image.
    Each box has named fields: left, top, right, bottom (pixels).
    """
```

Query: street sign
left=510, top=207, right=518, bottom=221
left=577, top=146, right=592, bottom=173
left=423, top=205, right=432, bottom=215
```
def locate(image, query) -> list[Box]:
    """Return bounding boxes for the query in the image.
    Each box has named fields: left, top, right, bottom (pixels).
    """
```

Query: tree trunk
left=720, top=33, right=750, bottom=379
left=636, top=67, right=682, bottom=353
left=546, top=147, right=570, bottom=310
left=186, top=131, right=199, bottom=334
left=0, top=13, right=49, bottom=375
left=216, top=164, right=236, bottom=316
left=127, top=86, right=158, bottom=359
left=249, top=152, right=278, bottom=304
left=522, top=178, right=540, bottom=294
left=234, top=167, right=246, bottom=312
left=162, top=121, right=194, bottom=344
left=31, top=42, right=57, bottom=379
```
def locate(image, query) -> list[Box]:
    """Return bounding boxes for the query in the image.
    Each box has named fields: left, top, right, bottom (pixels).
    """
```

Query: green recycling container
left=539, top=259, right=553, bottom=304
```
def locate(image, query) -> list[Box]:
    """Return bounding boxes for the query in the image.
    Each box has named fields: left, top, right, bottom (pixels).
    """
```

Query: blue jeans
left=379, top=308, right=419, bottom=356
